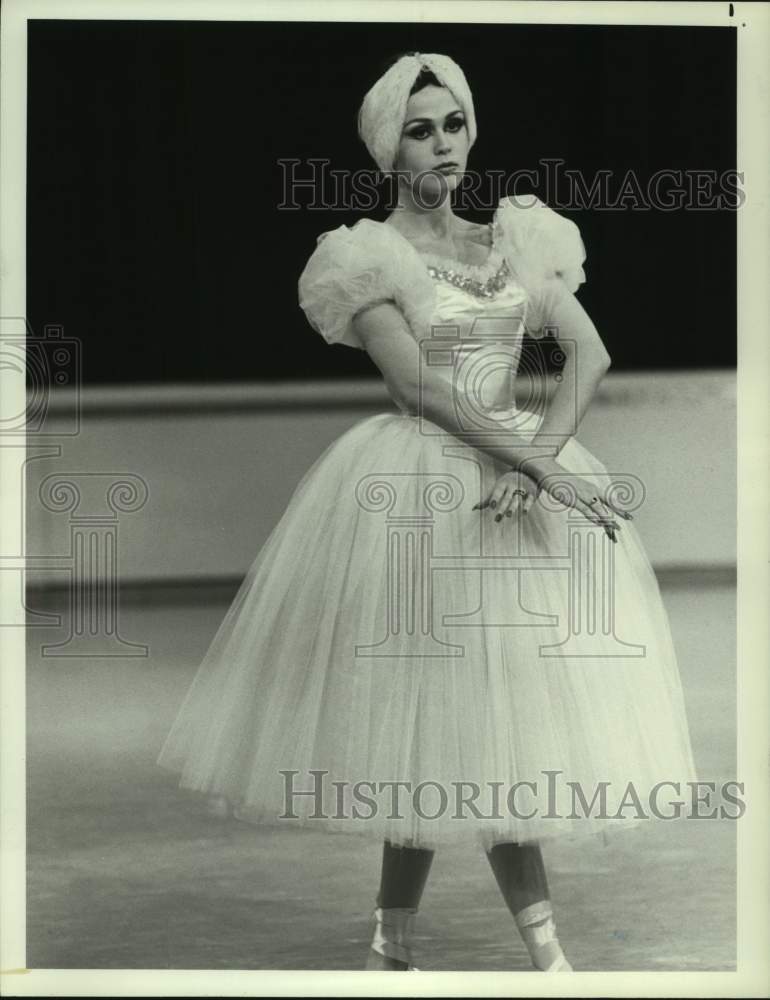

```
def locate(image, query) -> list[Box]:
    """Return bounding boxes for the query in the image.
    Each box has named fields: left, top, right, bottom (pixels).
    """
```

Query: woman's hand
left=473, top=457, right=633, bottom=542
left=472, top=469, right=536, bottom=521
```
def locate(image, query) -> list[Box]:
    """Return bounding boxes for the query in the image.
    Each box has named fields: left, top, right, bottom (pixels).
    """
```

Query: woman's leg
left=376, top=838, right=435, bottom=909
left=486, top=841, right=550, bottom=912
left=485, top=841, right=571, bottom=971
left=365, top=838, right=435, bottom=970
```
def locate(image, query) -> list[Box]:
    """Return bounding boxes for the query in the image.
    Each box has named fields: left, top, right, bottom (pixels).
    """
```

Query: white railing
left=35, top=370, right=735, bottom=415
left=21, top=370, right=736, bottom=595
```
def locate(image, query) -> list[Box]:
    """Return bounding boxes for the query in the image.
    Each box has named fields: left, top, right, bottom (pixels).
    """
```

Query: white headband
left=358, top=52, right=478, bottom=174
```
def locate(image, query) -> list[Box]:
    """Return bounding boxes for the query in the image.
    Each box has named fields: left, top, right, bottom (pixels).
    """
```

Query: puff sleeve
left=298, top=220, right=434, bottom=350
left=492, top=196, right=587, bottom=337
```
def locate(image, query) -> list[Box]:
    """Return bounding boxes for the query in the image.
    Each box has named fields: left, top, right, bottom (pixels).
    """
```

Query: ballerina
left=157, top=51, right=697, bottom=973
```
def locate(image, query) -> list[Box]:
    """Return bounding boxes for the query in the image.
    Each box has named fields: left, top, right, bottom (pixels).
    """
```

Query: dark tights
left=486, top=841, right=550, bottom=914
left=375, top=838, right=549, bottom=914
left=375, top=840, right=435, bottom=909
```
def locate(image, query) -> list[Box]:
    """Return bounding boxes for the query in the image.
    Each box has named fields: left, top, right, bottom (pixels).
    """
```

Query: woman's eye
left=405, top=118, right=465, bottom=140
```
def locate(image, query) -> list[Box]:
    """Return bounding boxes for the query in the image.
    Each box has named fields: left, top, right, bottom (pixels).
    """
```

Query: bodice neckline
left=348, top=205, right=522, bottom=301
left=381, top=219, right=500, bottom=280
left=419, top=241, right=504, bottom=282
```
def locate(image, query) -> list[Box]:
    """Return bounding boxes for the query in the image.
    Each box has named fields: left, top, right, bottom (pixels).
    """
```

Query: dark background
left=27, top=20, right=737, bottom=385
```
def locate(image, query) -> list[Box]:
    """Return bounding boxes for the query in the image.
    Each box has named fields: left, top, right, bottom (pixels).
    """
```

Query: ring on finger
left=589, top=495, right=621, bottom=523
left=599, top=494, right=633, bottom=521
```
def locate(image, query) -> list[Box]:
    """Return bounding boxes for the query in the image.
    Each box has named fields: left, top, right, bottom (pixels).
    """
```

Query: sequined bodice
left=411, top=245, right=531, bottom=421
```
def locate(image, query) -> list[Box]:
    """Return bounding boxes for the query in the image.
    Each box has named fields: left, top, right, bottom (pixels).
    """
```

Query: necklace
left=425, top=256, right=511, bottom=299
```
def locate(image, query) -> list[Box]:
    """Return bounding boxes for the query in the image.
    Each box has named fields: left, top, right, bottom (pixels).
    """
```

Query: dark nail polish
left=495, top=514, right=501, bottom=522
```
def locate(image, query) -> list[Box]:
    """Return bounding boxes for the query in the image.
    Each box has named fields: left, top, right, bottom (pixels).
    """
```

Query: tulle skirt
left=157, top=410, right=697, bottom=849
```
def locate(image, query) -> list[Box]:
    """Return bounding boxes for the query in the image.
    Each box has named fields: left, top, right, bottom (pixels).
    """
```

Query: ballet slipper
left=514, top=900, right=573, bottom=972
left=364, top=906, right=420, bottom=971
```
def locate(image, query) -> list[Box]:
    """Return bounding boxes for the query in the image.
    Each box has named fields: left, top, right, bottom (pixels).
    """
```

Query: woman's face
left=394, top=84, right=469, bottom=203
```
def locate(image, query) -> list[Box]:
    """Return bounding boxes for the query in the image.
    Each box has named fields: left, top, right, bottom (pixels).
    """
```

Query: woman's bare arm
left=352, top=298, right=625, bottom=535
left=527, top=277, right=612, bottom=459
left=351, top=301, right=541, bottom=469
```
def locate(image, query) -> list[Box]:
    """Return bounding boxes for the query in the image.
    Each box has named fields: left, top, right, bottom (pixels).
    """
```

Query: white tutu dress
left=157, top=197, right=697, bottom=849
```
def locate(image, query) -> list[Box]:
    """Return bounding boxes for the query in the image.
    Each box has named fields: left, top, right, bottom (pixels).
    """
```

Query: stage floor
left=25, top=574, right=736, bottom=971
